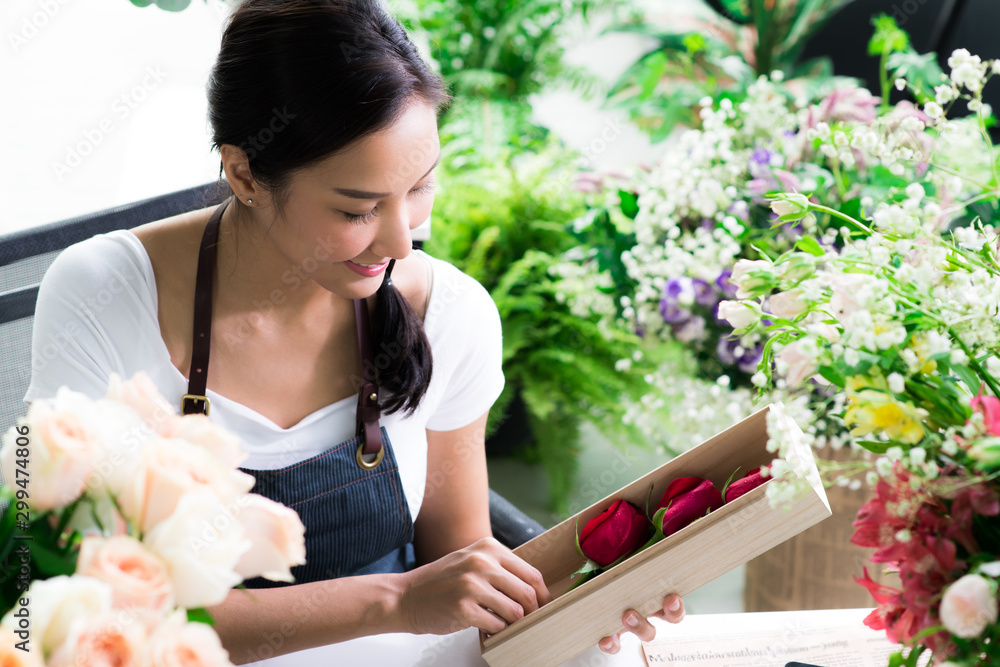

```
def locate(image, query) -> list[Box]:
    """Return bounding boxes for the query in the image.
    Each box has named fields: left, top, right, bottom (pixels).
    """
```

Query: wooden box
left=480, top=404, right=832, bottom=667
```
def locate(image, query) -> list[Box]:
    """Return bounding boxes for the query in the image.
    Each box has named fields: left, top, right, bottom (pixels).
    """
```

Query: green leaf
left=856, top=440, right=894, bottom=454
left=868, top=14, right=909, bottom=56
left=187, top=608, right=216, bottom=626
left=721, top=467, right=743, bottom=500
left=794, top=235, right=826, bottom=257
left=618, top=190, right=639, bottom=219
left=30, top=541, right=76, bottom=577
left=818, top=365, right=846, bottom=388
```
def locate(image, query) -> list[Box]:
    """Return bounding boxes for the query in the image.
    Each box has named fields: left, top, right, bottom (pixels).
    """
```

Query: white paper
left=640, top=609, right=923, bottom=667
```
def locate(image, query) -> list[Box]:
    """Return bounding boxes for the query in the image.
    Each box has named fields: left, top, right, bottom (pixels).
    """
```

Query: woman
left=24, top=0, right=683, bottom=661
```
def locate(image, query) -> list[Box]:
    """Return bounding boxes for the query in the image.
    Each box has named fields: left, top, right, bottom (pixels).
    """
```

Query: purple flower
left=660, top=300, right=691, bottom=324
left=692, top=279, right=717, bottom=307
left=715, top=270, right=737, bottom=300
left=717, top=335, right=741, bottom=366
left=737, top=343, right=765, bottom=374
left=674, top=316, right=707, bottom=343
left=663, top=277, right=690, bottom=302
left=749, top=148, right=775, bottom=179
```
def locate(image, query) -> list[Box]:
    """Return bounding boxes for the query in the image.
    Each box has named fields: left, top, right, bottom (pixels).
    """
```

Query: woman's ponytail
left=371, top=260, right=433, bottom=415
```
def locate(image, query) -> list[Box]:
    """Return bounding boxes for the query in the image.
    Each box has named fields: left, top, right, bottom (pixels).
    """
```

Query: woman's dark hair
left=207, top=0, right=449, bottom=415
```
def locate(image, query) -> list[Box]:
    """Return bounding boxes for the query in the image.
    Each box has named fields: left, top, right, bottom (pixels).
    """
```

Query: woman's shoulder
left=419, top=251, right=497, bottom=323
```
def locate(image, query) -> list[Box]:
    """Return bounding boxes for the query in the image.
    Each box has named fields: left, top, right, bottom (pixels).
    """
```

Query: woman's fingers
left=650, top=594, right=685, bottom=624
left=622, top=609, right=657, bottom=642
left=494, top=546, right=552, bottom=608
left=598, top=632, right=621, bottom=654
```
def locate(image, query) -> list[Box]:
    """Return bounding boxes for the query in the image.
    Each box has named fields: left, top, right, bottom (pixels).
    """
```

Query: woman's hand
left=395, top=536, right=552, bottom=636
left=598, top=594, right=685, bottom=654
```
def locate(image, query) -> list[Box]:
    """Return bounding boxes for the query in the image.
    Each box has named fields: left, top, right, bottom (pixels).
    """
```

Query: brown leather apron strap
left=354, top=297, right=382, bottom=457
left=181, top=197, right=227, bottom=415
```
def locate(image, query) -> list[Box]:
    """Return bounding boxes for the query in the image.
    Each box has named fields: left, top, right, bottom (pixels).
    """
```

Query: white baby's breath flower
left=894, top=78, right=906, bottom=91
left=887, top=372, right=905, bottom=394
left=924, top=102, right=944, bottom=119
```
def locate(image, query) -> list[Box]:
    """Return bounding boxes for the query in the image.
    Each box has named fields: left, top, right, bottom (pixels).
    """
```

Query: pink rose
left=0, top=627, right=44, bottom=666
left=158, top=414, right=247, bottom=469
left=724, top=467, right=769, bottom=503
left=48, top=610, right=154, bottom=667
left=0, top=389, right=105, bottom=510
left=234, top=494, right=307, bottom=583
left=655, top=477, right=723, bottom=537
left=105, top=372, right=176, bottom=432
left=76, top=536, right=174, bottom=614
left=143, top=613, right=233, bottom=667
left=2, top=575, right=113, bottom=656
left=117, top=438, right=254, bottom=534
left=939, top=574, right=998, bottom=638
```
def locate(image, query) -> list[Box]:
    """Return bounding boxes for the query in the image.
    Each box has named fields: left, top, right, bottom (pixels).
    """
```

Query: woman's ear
left=220, top=144, right=266, bottom=205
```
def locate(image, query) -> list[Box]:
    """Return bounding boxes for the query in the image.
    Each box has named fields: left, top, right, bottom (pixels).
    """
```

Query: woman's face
left=261, top=99, right=440, bottom=301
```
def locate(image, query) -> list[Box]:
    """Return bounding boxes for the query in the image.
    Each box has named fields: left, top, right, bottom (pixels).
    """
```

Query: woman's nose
left=370, top=204, right=412, bottom=259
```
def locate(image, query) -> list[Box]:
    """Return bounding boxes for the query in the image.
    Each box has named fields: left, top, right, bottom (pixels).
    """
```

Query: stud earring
left=246, top=198, right=253, bottom=204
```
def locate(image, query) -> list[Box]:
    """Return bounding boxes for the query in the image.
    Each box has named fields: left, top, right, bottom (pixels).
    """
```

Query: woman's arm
left=209, top=411, right=550, bottom=663
left=414, top=411, right=493, bottom=561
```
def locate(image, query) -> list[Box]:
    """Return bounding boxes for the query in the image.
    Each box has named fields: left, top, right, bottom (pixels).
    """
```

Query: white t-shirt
left=23, top=230, right=504, bottom=521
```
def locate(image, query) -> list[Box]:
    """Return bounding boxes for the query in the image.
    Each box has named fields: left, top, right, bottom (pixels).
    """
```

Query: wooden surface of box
left=480, top=403, right=832, bottom=667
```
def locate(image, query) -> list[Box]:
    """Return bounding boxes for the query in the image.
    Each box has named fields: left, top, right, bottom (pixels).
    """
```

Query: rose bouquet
left=723, top=45, right=1000, bottom=663
left=0, top=373, right=306, bottom=666
left=569, top=467, right=767, bottom=588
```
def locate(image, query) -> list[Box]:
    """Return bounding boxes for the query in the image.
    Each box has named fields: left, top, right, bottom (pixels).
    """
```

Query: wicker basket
left=743, top=446, right=899, bottom=611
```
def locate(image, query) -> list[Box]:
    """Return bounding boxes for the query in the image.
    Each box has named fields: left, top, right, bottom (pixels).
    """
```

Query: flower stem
left=949, top=327, right=1000, bottom=399
left=809, top=204, right=873, bottom=234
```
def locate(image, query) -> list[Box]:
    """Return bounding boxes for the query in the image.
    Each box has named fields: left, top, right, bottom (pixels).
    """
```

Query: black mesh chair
left=0, top=182, right=543, bottom=549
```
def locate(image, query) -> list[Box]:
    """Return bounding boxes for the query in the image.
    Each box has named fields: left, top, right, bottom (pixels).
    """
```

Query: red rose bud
left=724, top=467, right=769, bottom=503
left=579, top=500, right=652, bottom=567
left=656, top=477, right=723, bottom=537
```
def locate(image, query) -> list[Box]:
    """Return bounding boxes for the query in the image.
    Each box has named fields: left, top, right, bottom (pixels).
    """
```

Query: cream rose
left=717, top=300, right=758, bottom=330
left=776, top=338, right=820, bottom=388
left=144, top=491, right=251, bottom=608
left=48, top=609, right=154, bottom=667
left=0, top=627, right=44, bottom=667
left=158, top=413, right=247, bottom=469
left=142, top=613, right=232, bottom=667
left=1, top=388, right=106, bottom=511
left=940, top=574, right=998, bottom=638
left=105, top=372, right=176, bottom=432
left=2, top=575, right=113, bottom=656
left=117, top=437, right=255, bottom=534
left=76, top=535, right=174, bottom=614
left=768, top=290, right=808, bottom=320
left=234, top=494, right=307, bottom=583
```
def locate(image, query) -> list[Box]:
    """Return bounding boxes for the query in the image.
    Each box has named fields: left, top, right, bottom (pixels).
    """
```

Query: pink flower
left=775, top=339, right=819, bottom=388
left=117, top=438, right=254, bottom=534
left=0, top=627, right=44, bottom=666
left=767, top=290, right=807, bottom=319
left=971, top=393, right=1000, bottom=436
left=234, top=494, right=307, bottom=584
left=939, top=574, right=998, bottom=638
left=105, top=372, right=175, bottom=432
left=143, top=613, right=232, bottom=667
left=48, top=610, right=154, bottom=667
left=0, top=389, right=105, bottom=511
left=158, top=414, right=247, bottom=469
left=76, top=536, right=174, bottom=614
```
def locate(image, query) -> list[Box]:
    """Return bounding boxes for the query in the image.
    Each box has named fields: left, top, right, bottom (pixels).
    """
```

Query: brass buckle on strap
left=181, top=393, right=211, bottom=416
left=355, top=441, right=385, bottom=470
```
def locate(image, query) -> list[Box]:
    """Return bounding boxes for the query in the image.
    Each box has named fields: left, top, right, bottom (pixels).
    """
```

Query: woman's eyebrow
left=332, top=152, right=441, bottom=199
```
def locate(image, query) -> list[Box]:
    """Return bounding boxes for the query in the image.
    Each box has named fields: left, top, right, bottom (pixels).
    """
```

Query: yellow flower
left=909, top=332, right=939, bottom=374
left=844, top=389, right=928, bottom=444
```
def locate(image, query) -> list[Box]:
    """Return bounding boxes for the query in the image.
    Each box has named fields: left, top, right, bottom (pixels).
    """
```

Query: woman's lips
left=345, top=260, right=389, bottom=277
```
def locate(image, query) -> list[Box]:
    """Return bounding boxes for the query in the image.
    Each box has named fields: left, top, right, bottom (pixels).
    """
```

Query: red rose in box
left=571, top=468, right=769, bottom=588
